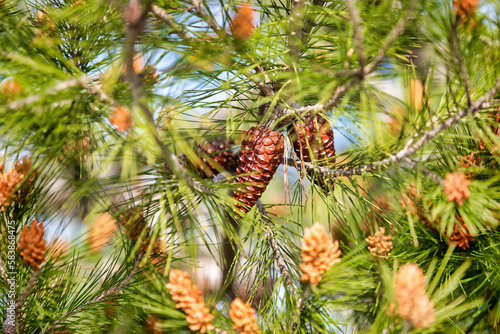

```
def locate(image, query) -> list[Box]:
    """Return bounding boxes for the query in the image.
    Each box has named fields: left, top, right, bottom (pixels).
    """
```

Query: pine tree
left=1, top=0, right=500, bottom=332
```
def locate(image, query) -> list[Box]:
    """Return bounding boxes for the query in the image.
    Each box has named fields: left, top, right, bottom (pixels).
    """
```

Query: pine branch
left=123, top=0, right=215, bottom=195
left=291, top=284, right=312, bottom=333
left=345, top=0, right=365, bottom=71
left=3, top=75, right=94, bottom=110
left=284, top=77, right=500, bottom=177
left=16, top=268, right=41, bottom=332
left=402, top=157, right=444, bottom=185
left=289, top=0, right=306, bottom=62
left=41, top=253, right=144, bottom=334
left=0, top=259, right=7, bottom=282
left=151, top=4, right=192, bottom=40
left=257, top=201, right=294, bottom=290
left=152, top=3, right=274, bottom=97
left=190, top=0, right=225, bottom=37
left=450, top=18, right=472, bottom=107
left=265, top=0, right=418, bottom=129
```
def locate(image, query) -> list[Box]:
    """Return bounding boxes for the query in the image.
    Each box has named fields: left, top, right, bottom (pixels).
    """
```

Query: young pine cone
left=293, top=113, right=336, bottom=193
left=18, top=219, right=46, bottom=269
left=119, top=208, right=151, bottom=251
left=366, top=227, right=393, bottom=258
left=229, top=298, right=261, bottom=334
left=300, top=222, right=341, bottom=286
left=197, top=140, right=236, bottom=178
left=394, top=263, right=435, bottom=329
left=166, top=269, right=214, bottom=333
left=444, top=172, right=470, bottom=206
left=234, top=126, right=285, bottom=215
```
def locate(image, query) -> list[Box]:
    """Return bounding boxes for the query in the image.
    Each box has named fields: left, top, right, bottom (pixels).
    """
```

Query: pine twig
left=190, top=0, right=224, bottom=37
left=0, top=259, right=7, bottom=282
left=41, top=253, right=144, bottom=334
left=151, top=4, right=192, bottom=41
left=292, top=284, right=312, bottom=332
left=266, top=0, right=418, bottom=128
left=151, top=4, right=191, bottom=40
left=345, top=0, right=365, bottom=71
left=256, top=201, right=294, bottom=290
left=285, top=77, right=500, bottom=177
left=289, top=0, right=306, bottom=62
left=402, top=157, right=444, bottom=185
left=16, top=268, right=41, bottom=332
left=122, top=0, right=214, bottom=195
left=450, top=18, right=472, bottom=107
left=4, top=76, right=94, bottom=110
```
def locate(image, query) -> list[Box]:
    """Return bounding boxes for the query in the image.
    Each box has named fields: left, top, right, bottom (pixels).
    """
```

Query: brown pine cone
left=2, top=321, right=16, bottom=334
left=234, top=126, right=285, bottom=215
left=197, top=140, right=236, bottom=178
left=293, top=113, right=336, bottom=193
left=18, top=219, right=46, bottom=269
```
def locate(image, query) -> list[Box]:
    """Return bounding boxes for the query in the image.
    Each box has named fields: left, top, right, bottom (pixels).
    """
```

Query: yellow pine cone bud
left=18, top=219, right=46, bottom=269
left=444, top=172, right=470, bottom=206
left=165, top=269, right=214, bottom=333
left=394, top=263, right=435, bottom=329
left=300, top=222, right=341, bottom=286
left=229, top=298, right=261, bottom=334
left=110, top=105, right=133, bottom=132
left=366, top=227, right=393, bottom=258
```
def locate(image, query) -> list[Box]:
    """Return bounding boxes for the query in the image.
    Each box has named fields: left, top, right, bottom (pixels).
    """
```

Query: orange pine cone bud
left=0, top=167, right=24, bottom=211
left=0, top=157, right=37, bottom=211
left=234, top=126, right=284, bottom=215
left=1, top=78, right=22, bottom=99
left=146, top=315, right=162, bottom=334
left=89, top=213, right=117, bottom=251
left=18, top=219, right=46, bottom=269
left=444, top=172, right=470, bottom=206
left=166, top=269, right=214, bottom=333
left=229, top=298, right=261, bottom=334
left=394, top=263, right=435, bottom=329
left=230, top=3, right=255, bottom=41
left=449, top=216, right=474, bottom=249
left=110, top=105, right=134, bottom=132
left=293, top=113, right=336, bottom=193
left=365, top=227, right=393, bottom=258
left=453, top=0, right=480, bottom=20
left=300, top=222, right=341, bottom=286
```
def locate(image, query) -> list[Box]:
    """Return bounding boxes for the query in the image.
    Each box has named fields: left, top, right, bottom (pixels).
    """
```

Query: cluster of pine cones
left=170, top=112, right=336, bottom=216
